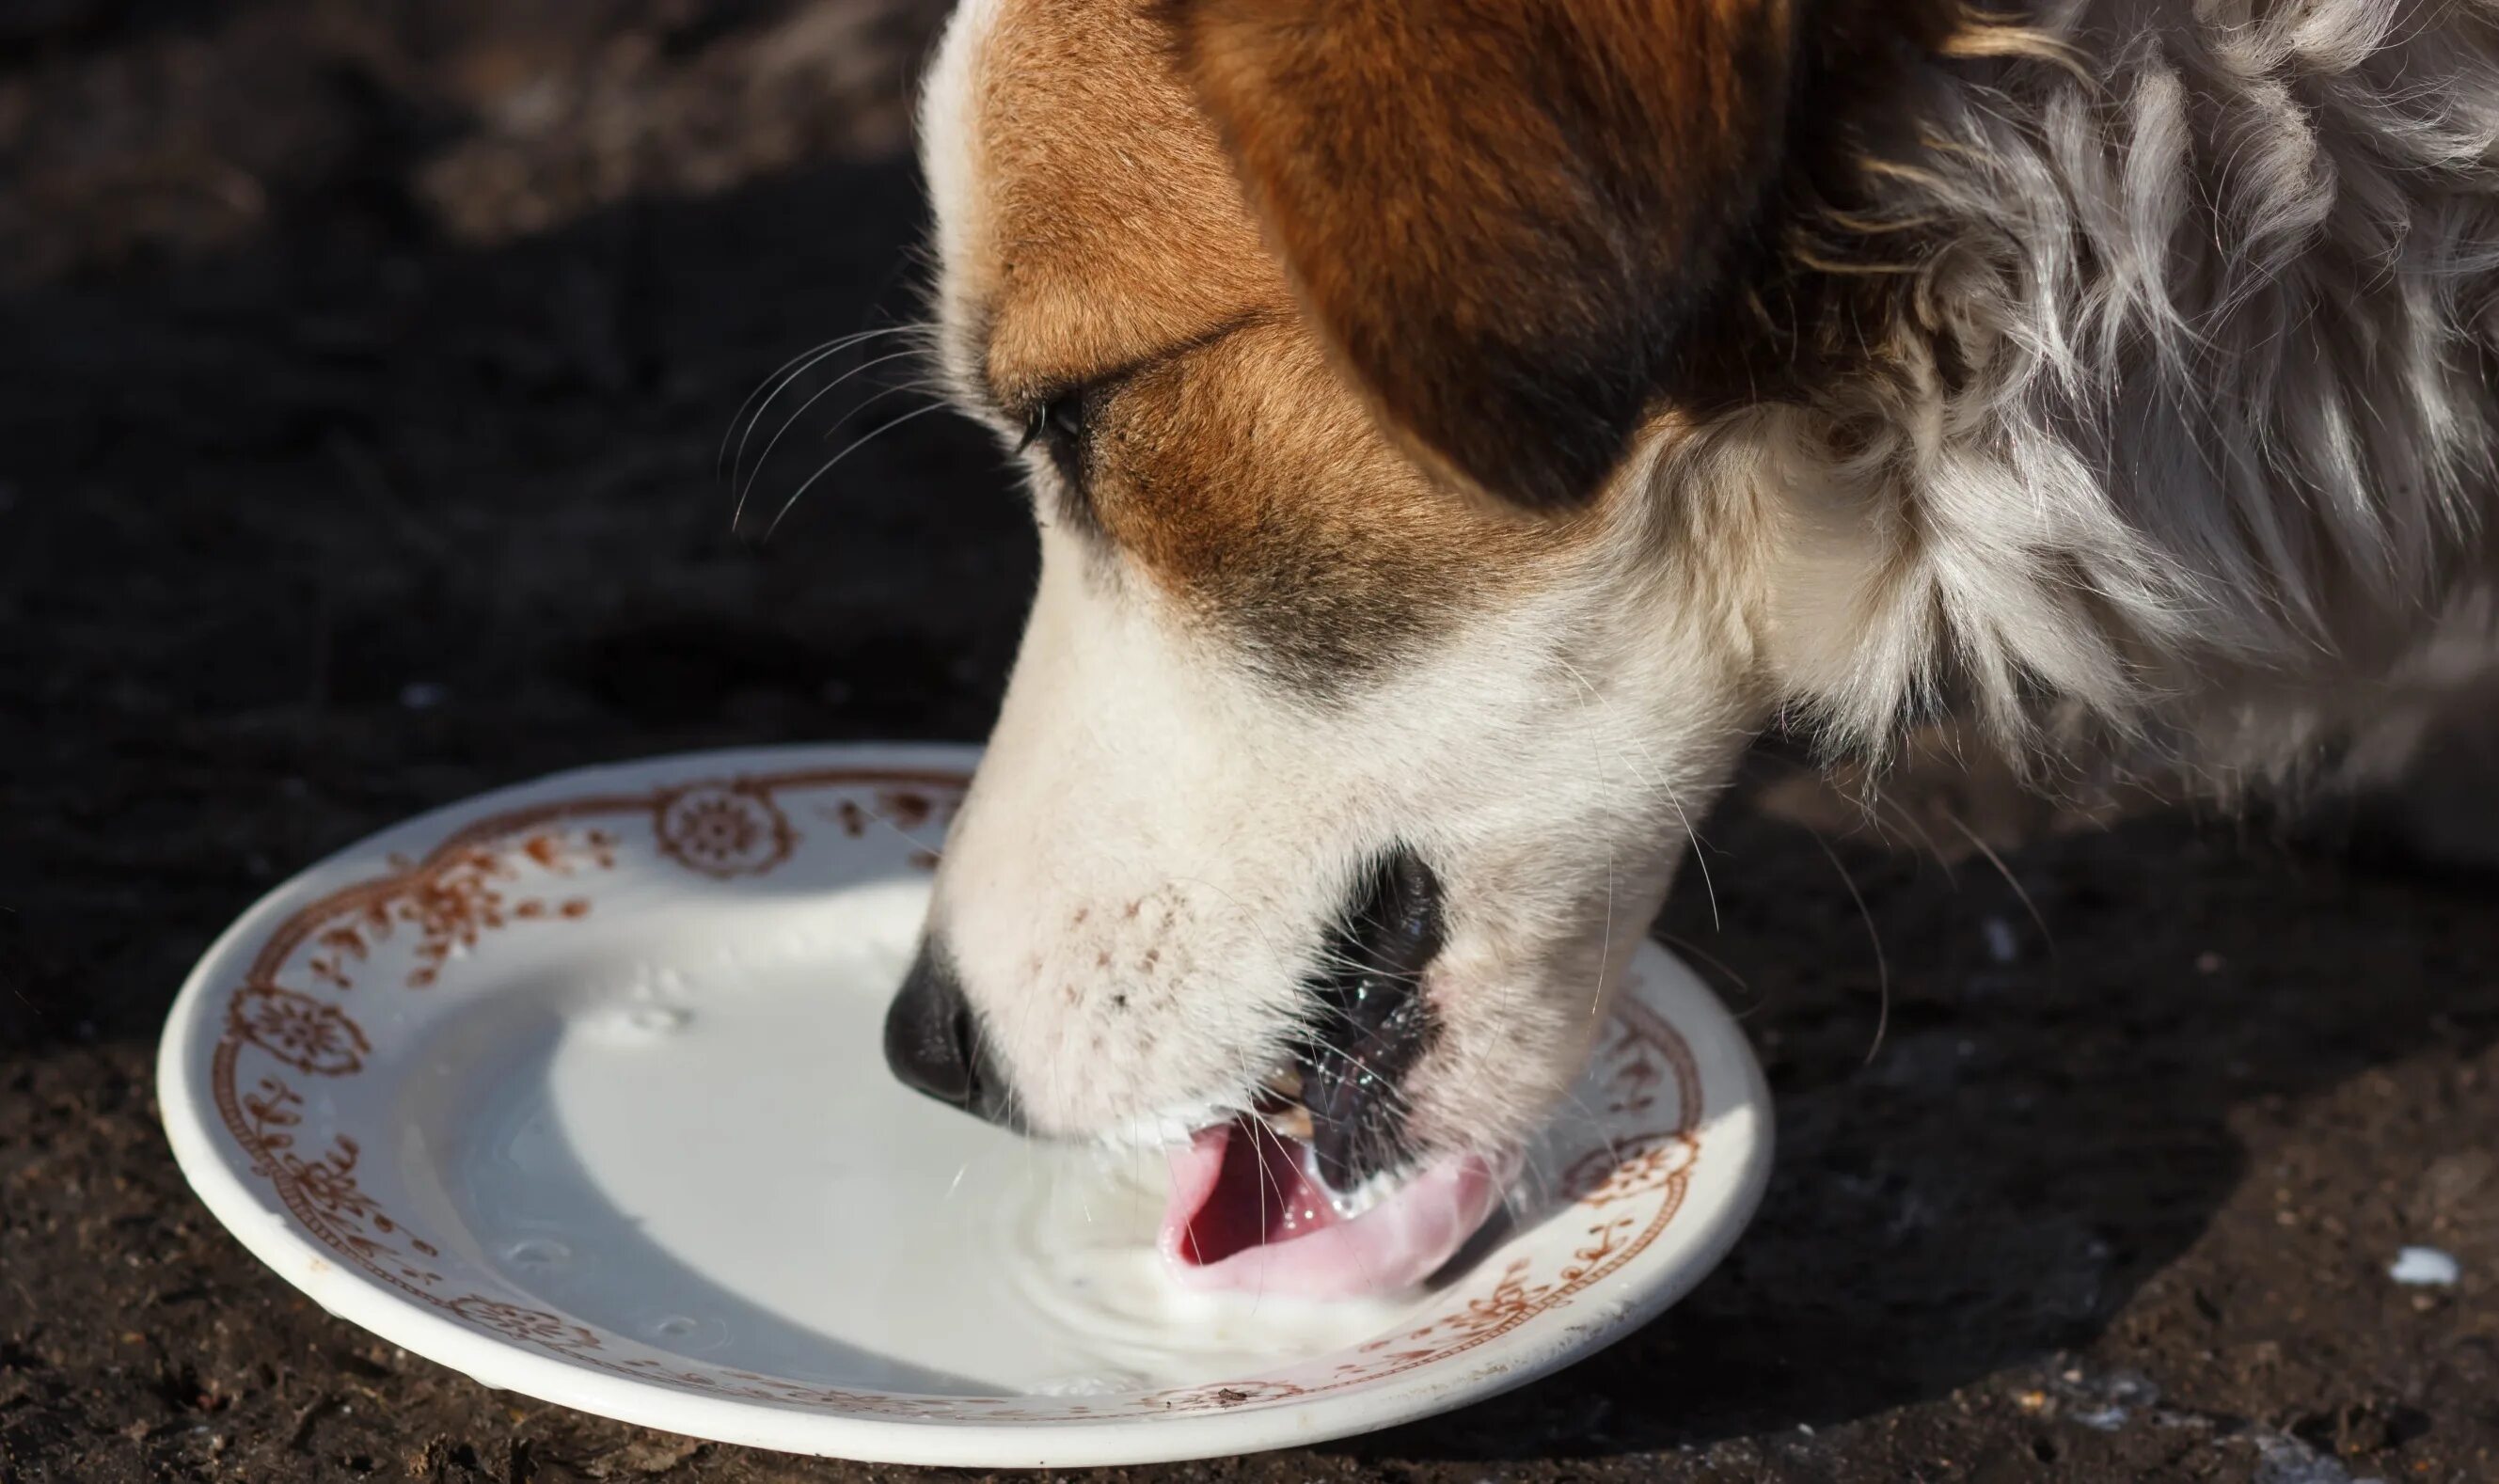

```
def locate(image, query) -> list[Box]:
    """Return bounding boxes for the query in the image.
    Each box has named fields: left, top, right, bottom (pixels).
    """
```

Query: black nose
left=882, top=941, right=1012, bottom=1124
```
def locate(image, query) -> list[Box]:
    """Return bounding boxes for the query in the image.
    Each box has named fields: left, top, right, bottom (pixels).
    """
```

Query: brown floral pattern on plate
left=229, top=984, right=370, bottom=1074
left=654, top=783, right=794, bottom=878
left=302, top=829, right=616, bottom=990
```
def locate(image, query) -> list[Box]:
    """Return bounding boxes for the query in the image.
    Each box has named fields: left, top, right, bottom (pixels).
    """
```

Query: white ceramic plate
left=159, top=744, right=1771, bottom=1467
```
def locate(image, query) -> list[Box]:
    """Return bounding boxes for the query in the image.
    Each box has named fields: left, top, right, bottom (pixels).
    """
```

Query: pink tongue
left=1157, top=1120, right=1512, bottom=1300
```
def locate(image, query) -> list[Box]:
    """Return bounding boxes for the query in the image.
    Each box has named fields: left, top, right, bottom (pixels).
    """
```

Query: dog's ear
left=1163, top=0, right=1801, bottom=513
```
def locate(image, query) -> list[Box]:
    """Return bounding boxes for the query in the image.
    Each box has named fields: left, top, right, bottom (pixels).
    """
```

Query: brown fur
left=963, top=0, right=1279, bottom=408
left=1163, top=0, right=1805, bottom=513
left=956, top=0, right=1554, bottom=686
left=952, top=0, right=1976, bottom=687
left=1090, top=315, right=1545, bottom=683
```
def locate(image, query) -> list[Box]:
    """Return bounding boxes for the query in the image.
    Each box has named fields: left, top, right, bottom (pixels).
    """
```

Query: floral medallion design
left=198, top=763, right=1724, bottom=1430
left=229, top=984, right=369, bottom=1074
left=654, top=783, right=795, bottom=878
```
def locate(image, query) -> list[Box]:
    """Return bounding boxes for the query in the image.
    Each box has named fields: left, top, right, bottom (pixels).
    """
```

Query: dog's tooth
left=1320, top=1164, right=1404, bottom=1220
left=1263, top=1066, right=1304, bottom=1099
left=1264, top=1105, right=1314, bottom=1142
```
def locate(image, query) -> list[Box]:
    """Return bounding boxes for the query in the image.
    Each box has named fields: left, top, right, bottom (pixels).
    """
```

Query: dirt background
left=5, top=4, right=2498, bottom=1480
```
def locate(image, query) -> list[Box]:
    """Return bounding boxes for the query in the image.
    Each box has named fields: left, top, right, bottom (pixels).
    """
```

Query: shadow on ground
left=1337, top=804, right=2497, bottom=1467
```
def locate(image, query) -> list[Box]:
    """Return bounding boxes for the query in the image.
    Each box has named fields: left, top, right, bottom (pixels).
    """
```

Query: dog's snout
left=882, top=940, right=1012, bottom=1124
left=883, top=942, right=977, bottom=1104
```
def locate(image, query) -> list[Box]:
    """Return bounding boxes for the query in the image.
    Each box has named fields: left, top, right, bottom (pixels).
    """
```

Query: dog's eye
left=1018, top=391, right=1088, bottom=455
left=1016, top=389, right=1097, bottom=529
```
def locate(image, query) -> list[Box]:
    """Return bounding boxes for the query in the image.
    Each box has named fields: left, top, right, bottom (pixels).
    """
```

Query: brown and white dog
left=879, top=0, right=2499, bottom=1297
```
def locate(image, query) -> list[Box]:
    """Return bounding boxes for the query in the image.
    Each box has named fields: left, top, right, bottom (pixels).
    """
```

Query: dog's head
left=887, top=0, right=1927, bottom=1295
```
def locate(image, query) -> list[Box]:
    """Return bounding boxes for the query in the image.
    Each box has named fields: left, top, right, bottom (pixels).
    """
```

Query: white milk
left=399, top=924, right=1427, bottom=1397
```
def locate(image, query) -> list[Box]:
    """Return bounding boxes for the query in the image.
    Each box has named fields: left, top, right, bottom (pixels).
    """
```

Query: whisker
left=1242, top=1114, right=1289, bottom=1316
left=1942, top=810, right=2055, bottom=954
left=720, top=324, right=921, bottom=489
left=1652, top=930, right=1755, bottom=1004
left=718, top=328, right=882, bottom=483
left=1285, top=1043, right=1425, bottom=1118
left=1866, top=788, right=1959, bottom=887
left=1593, top=844, right=1613, bottom=1018
left=1811, top=832, right=1892, bottom=1066
left=1299, top=949, right=1431, bottom=986
left=761, top=403, right=954, bottom=541
left=1554, top=657, right=1724, bottom=931
left=733, top=347, right=934, bottom=529
left=1495, top=1075, right=1630, bottom=1228
left=864, top=800, right=944, bottom=866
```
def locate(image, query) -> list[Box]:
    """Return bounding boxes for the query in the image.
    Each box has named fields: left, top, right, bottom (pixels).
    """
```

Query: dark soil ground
left=5, top=5, right=2497, bottom=1481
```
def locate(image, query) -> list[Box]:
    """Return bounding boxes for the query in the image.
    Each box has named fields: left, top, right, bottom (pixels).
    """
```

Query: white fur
left=1751, top=0, right=2499, bottom=785
left=915, top=0, right=1002, bottom=399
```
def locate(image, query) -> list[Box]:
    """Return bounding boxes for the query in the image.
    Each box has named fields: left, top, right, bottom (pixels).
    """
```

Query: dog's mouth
left=1156, top=850, right=1516, bottom=1299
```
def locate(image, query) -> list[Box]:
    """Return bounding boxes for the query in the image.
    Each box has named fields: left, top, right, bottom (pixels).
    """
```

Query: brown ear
left=1163, top=0, right=1800, bottom=513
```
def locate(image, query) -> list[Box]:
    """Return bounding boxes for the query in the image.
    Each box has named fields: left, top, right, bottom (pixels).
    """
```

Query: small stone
left=2388, top=1246, right=2459, bottom=1286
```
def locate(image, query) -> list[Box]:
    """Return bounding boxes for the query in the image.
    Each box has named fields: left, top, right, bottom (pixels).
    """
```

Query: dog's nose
left=882, top=941, right=1010, bottom=1123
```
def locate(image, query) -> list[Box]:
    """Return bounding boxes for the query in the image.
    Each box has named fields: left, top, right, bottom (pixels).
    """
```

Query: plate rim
left=158, top=741, right=1774, bottom=1467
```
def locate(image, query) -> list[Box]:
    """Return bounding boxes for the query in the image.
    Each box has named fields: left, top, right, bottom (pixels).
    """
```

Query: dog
left=878, top=0, right=2499, bottom=1298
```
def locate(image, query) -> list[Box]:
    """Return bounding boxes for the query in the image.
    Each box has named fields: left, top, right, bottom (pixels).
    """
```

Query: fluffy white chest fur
left=1750, top=0, right=2499, bottom=787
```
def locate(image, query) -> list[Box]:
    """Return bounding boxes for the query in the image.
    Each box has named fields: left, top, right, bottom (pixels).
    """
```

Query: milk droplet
left=652, top=1315, right=698, bottom=1337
